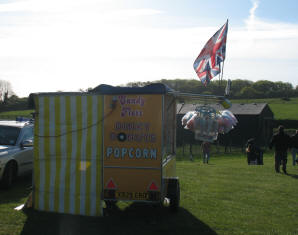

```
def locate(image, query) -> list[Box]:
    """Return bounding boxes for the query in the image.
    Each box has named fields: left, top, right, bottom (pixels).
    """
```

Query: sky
left=0, top=0, right=298, bottom=97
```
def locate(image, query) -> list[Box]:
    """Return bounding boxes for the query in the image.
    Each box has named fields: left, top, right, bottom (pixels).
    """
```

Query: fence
left=176, top=142, right=246, bottom=161
left=273, top=119, right=298, bottom=129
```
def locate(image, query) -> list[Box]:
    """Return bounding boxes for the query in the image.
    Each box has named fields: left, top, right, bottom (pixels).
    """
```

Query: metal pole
left=221, top=61, right=225, bottom=82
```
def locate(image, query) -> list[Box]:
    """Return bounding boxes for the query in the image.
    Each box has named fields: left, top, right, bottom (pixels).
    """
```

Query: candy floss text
left=117, top=95, right=145, bottom=117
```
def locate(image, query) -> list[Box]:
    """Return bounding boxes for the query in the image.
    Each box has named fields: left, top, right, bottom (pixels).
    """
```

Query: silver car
left=0, top=119, right=34, bottom=188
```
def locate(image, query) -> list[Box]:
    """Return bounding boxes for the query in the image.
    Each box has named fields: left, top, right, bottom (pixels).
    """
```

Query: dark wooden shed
left=177, top=103, right=274, bottom=147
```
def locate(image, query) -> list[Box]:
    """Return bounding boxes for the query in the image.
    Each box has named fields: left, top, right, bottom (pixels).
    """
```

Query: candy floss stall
left=181, top=104, right=237, bottom=142
left=94, top=84, right=235, bottom=210
left=29, top=83, right=235, bottom=216
left=30, top=83, right=180, bottom=216
left=94, top=83, right=180, bottom=211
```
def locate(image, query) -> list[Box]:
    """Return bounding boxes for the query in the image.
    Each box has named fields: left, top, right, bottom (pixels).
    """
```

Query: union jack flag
left=193, top=20, right=228, bottom=86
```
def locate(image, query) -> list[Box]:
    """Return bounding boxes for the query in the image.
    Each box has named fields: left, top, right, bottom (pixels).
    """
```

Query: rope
left=34, top=109, right=115, bottom=138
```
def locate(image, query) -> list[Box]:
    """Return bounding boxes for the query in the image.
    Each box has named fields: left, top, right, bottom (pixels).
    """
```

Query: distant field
left=0, top=110, right=34, bottom=120
left=231, top=97, right=298, bottom=120
left=1, top=96, right=298, bottom=120
left=231, top=97, right=298, bottom=104
left=1, top=151, right=297, bottom=235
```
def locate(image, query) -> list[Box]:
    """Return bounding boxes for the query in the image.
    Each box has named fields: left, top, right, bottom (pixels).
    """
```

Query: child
left=202, top=141, right=211, bottom=164
left=246, top=138, right=263, bottom=165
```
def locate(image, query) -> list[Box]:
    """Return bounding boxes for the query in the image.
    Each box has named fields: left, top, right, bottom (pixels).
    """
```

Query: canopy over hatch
left=91, top=83, right=231, bottom=109
left=29, top=83, right=231, bottom=109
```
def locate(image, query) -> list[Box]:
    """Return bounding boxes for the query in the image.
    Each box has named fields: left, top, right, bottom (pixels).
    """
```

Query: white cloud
left=0, top=0, right=109, bottom=13
left=246, top=0, right=259, bottom=30
left=227, top=0, right=298, bottom=61
left=225, top=0, right=298, bottom=84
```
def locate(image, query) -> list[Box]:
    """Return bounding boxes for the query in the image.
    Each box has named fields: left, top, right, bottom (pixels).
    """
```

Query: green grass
left=231, top=97, right=298, bottom=104
left=1, top=97, right=298, bottom=120
left=231, top=97, right=298, bottom=120
left=179, top=153, right=298, bottom=235
left=0, top=176, right=32, bottom=235
left=269, top=103, right=298, bottom=120
left=1, top=150, right=298, bottom=235
left=0, top=110, right=34, bottom=120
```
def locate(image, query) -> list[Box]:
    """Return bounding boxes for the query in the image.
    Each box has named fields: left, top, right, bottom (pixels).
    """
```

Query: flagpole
left=221, top=61, right=225, bottom=86
left=219, top=62, right=222, bottom=88
left=220, top=19, right=228, bottom=93
left=221, top=19, right=228, bottom=91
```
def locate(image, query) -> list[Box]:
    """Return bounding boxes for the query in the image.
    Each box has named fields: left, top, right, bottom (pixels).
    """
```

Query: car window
left=0, top=126, right=21, bottom=145
left=22, top=126, right=34, bottom=142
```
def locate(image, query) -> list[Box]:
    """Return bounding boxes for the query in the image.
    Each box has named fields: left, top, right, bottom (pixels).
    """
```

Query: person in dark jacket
left=246, top=138, right=257, bottom=164
left=246, top=138, right=263, bottom=165
left=291, top=130, right=298, bottom=166
left=269, top=125, right=291, bottom=174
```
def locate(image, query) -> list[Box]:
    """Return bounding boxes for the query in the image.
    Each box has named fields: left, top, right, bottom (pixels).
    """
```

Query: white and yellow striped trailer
left=30, top=84, right=231, bottom=216
left=31, top=83, right=182, bottom=216
left=33, top=93, right=103, bottom=216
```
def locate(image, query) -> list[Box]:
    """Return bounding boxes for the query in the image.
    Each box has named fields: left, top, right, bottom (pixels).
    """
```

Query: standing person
left=269, top=125, right=291, bottom=174
left=201, top=141, right=211, bottom=164
left=290, top=130, right=298, bottom=166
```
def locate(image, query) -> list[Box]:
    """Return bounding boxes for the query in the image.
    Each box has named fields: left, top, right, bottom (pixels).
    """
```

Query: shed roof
left=177, top=103, right=269, bottom=115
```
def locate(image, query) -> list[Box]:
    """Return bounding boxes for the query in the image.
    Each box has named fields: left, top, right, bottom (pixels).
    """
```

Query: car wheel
left=2, top=162, right=16, bottom=189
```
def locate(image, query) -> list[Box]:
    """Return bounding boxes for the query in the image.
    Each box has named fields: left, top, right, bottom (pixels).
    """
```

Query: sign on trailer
left=103, top=94, right=163, bottom=201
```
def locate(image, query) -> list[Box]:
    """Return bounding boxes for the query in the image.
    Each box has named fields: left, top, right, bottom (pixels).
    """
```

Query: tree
left=0, top=80, right=14, bottom=103
left=120, top=78, right=298, bottom=99
left=78, top=87, right=94, bottom=92
left=239, top=87, right=260, bottom=99
left=228, top=79, right=253, bottom=98
left=273, top=81, right=293, bottom=98
left=125, top=81, right=151, bottom=87
left=252, top=80, right=275, bottom=98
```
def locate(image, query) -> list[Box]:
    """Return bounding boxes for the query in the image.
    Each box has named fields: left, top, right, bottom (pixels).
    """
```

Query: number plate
left=116, top=192, right=149, bottom=200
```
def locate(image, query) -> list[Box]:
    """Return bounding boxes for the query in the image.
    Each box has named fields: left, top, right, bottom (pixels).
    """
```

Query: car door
left=16, top=126, right=34, bottom=175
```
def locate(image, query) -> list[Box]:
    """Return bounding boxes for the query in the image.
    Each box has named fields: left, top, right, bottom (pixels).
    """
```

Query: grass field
left=231, top=97, right=298, bottom=120
left=1, top=97, right=298, bottom=120
left=1, top=150, right=298, bottom=235
left=0, top=110, right=34, bottom=120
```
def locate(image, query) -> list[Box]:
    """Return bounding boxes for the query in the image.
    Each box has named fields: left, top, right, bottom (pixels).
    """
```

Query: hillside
left=0, top=97, right=298, bottom=121
left=231, top=97, right=298, bottom=120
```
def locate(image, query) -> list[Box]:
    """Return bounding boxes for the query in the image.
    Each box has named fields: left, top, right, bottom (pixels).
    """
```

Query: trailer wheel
left=168, top=179, right=180, bottom=212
